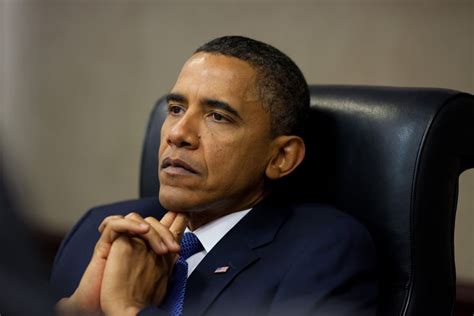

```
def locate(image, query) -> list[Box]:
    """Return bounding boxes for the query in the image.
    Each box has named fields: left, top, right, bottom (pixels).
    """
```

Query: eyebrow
left=166, top=93, right=187, bottom=104
left=165, top=93, right=242, bottom=121
left=202, top=98, right=242, bottom=120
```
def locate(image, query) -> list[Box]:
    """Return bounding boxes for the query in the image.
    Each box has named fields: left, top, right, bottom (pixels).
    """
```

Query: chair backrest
left=140, top=85, right=474, bottom=316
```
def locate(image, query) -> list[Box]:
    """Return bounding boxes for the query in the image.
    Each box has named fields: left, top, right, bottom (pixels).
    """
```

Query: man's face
left=158, top=52, right=275, bottom=215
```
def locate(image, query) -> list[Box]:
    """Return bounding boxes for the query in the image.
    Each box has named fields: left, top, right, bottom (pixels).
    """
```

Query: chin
left=159, top=186, right=201, bottom=212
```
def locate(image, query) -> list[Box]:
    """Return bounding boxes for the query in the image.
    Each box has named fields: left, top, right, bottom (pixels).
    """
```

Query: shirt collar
left=185, top=208, right=252, bottom=253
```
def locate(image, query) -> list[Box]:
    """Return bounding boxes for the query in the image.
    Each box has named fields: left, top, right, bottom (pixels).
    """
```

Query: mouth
left=161, top=157, right=199, bottom=175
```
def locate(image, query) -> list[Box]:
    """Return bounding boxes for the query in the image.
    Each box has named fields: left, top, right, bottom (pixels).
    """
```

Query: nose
left=165, top=111, right=200, bottom=149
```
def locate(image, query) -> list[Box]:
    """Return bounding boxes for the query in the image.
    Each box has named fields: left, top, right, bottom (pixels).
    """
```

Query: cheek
left=205, top=137, right=268, bottom=181
left=158, top=125, right=169, bottom=157
left=158, top=142, right=166, bottom=158
left=202, top=136, right=236, bottom=178
left=205, top=144, right=229, bottom=172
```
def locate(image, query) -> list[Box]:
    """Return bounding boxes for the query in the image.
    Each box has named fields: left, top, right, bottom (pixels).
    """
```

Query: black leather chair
left=139, top=85, right=474, bottom=316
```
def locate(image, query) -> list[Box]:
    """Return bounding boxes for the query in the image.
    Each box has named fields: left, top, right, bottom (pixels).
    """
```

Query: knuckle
left=145, top=216, right=157, bottom=223
left=95, top=241, right=110, bottom=256
left=102, top=215, right=122, bottom=225
left=126, top=212, right=140, bottom=219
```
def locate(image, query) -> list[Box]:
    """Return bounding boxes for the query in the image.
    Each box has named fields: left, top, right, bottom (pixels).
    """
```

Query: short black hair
left=195, top=36, right=309, bottom=138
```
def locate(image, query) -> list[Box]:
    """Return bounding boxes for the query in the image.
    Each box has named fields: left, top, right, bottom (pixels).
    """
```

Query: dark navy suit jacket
left=50, top=196, right=377, bottom=315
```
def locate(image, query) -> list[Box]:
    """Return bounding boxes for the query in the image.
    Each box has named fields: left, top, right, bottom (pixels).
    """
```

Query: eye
left=209, top=112, right=230, bottom=123
left=212, top=113, right=224, bottom=121
left=167, top=105, right=184, bottom=115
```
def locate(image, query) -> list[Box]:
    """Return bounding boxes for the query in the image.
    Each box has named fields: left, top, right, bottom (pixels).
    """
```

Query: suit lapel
left=182, top=238, right=259, bottom=316
left=182, top=197, right=292, bottom=316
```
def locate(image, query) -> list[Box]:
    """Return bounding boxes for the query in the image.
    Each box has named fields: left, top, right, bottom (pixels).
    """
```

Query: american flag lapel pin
left=214, top=266, right=230, bottom=274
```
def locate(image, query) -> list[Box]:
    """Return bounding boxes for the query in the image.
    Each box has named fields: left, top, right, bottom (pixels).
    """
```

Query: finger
left=125, top=212, right=144, bottom=220
left=169, top=213, right=189, bottom=243
left=99, top=218, right=150, bottom=246
left=98, top=215, right=124, bottom=233
left=125, top=213, right=170, bottom=254
left=145, top=217, right=181, bottom=253
left=99, top=213, right=150, bottom=233
left=95, top=218, right=150, bottom=260
left=125, top=212, right=151, bottom=228
left=160, top=211, right=178, bottom=228
left=101, top=236, right=173, bottom=313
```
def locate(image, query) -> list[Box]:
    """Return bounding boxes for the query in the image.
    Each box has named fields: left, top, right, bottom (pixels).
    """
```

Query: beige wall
left=1, top=0, right=473, bottom=280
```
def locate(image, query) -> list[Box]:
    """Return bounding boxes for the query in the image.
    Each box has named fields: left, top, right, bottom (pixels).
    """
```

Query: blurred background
left=1, top=0, right=473, bottom=313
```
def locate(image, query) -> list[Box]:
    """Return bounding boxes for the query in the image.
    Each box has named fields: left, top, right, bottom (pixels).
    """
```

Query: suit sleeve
left=267, top=216, right=378, bottom=316
left=49, top=207, right=99, bottom=302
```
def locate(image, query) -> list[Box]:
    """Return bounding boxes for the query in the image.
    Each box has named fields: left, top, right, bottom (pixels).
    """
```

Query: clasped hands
left=56, top=211, right=188, bottom=316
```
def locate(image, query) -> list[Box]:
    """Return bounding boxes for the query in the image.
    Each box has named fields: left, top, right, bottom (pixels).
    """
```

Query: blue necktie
left=163, top=232, right=203, bottom=316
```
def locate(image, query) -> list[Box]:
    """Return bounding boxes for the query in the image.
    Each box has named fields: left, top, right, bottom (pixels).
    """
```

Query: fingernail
left=139, top=223, right=148, bottom=229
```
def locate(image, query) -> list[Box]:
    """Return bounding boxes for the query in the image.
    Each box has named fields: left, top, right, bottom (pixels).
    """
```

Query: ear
left=265, top=136, right=306, bottom=180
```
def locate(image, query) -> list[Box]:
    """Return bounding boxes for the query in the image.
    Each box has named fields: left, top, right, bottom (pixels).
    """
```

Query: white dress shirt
left=185, top=208, right=252, bottom=277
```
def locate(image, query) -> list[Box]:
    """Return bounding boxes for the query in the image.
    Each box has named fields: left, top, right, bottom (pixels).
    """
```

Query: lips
left=161, top=157, right=199, bottom=174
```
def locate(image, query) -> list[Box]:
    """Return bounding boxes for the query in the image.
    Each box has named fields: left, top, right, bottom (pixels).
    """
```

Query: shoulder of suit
left=284, top=202, right=373, bottom=244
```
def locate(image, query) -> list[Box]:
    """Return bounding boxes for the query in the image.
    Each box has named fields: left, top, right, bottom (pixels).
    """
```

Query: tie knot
left=180, top=232, right=203, bottom=260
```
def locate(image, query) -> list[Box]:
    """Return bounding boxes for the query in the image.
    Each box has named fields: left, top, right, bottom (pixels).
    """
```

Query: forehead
left=172, top=52, right=260, bottom=104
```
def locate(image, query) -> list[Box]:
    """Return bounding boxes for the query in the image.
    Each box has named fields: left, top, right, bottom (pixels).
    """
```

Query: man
left=51, top=36, right=377, bottom=315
